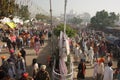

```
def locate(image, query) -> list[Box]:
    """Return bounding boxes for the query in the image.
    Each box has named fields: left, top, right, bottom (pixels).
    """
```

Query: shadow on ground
left=26, top=39, right=52, bottom=78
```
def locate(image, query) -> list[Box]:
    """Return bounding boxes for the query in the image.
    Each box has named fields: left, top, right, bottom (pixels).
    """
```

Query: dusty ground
left=0, top=39, right=117, bottom=80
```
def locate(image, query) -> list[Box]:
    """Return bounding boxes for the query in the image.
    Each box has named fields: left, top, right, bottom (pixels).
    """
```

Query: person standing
left=1, top=56, right=9, bottom=74
left=36, top=65, right=50, bottom=80
left=34, top=36, right=40, bottom=55
left=74, top=45, right=80, bottom=62
left=6, top=37, right=12, bottom=51
left=0, top=40, right=3, bottom=52
left=20, top=47, right=26, bottom=61
left=32, top=58, right=39, bottom=80
left=77, top=59, right=86, bottom=80
left=103, top=61, right=113, bottom=80
left=16, top=52, right=26, bottom=79
left=16, top=36, right=21, bottom=50
left=10, top=33, right=16, bottom=51
left=97, top=58, right=104, bottom=80
left=7, top=59, right=16, bottom=79
left=88, top=47, right=94, bottom=66
left=93, top=59, right=98, bottom=80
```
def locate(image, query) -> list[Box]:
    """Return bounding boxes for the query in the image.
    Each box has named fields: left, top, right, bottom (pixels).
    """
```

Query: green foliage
left=53, top=24, right=76, bottom=37
left=0, top=0, right=16, bottom=17
left=0, top=0, right=30, bottom=20
left=19, top=5, right=30, bottom=20
left=35, top=14, right=50, bottom=22
left=90, top=10, right=119, bottom=29
left=68, top=17, right=82, bottom=25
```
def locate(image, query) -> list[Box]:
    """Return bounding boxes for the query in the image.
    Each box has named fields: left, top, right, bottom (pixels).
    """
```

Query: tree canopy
left=53, top=24, right=76, bottom=37
left=90, top=10, right=119, bottom=29
left=35, top=14, right=50, bottom=23
left=0, top=0, right=30, bottom=20
left=19, top=5, right=30, bottom=20
left=0, top=0, right=16, bottom=17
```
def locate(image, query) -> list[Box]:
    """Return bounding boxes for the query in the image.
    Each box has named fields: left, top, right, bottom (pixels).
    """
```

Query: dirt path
left=0, top=39, right=118, bottom=80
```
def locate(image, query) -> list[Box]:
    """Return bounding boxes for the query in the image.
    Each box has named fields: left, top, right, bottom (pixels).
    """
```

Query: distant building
left=59, top=10, right=91, bottom=26
left=77, top=12, right=91, bottom=26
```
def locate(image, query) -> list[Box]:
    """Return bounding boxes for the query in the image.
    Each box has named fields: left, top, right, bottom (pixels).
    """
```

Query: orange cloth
left=1, top=56, right=6, bottom=59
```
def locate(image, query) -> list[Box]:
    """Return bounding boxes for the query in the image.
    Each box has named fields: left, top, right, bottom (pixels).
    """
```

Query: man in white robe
left=74, top=45, right=79, bottom=62
left=103, top=62, right=113, bottom=80
left=88, top=47, right=94, bottom=65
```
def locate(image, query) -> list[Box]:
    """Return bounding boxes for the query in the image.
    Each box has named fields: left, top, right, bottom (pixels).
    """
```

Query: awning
left=6, top=22, right=16, bottom=29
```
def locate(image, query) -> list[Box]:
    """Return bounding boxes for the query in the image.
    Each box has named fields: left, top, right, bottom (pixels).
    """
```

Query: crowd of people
left=71, top=29, right=119, bottom=80
left=0, top=27, right=51, bottom=80
left=0, top=25, right=120, bottom=80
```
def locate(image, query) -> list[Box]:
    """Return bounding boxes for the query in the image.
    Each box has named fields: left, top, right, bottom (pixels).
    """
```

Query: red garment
left=10, top=35, right=16, bottom=42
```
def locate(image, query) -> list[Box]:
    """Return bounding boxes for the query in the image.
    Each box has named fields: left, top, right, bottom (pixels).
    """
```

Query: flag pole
left=64, top=0, right=67, bottom=34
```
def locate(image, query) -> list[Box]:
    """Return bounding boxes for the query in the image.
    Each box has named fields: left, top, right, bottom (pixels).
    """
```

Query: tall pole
left=49, top=0, right=53, bottom=54
left=50, top=0, right=52, bottom=29
left=64, top=0, right=67, bottom=34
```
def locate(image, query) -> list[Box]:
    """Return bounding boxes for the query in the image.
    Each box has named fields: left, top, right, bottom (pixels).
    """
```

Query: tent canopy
left=6, top=22, right=16, bottom=29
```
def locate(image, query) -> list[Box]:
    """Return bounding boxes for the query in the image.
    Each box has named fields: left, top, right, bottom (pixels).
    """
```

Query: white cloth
left=88, top=48, right=94, bottom=64
left=59, top=57, right=68, bottom=77
left=0, top=46, right=2, bottom=52
left=33, top=63, right=39, bottom=73
left=103, top=66, right=113, bottom=80
left=33, top=63, right=39, bottom=77
left=93, top=62, right=98, bottom=78
left=34, top=63, right=39, bottom=71
left=97, top=62, right=104, bottom=75
left=75, top=47, right=79, bottom=58
left=88, top=48, right=94, bottom=60
left=65, top=39, right=70, bottom=55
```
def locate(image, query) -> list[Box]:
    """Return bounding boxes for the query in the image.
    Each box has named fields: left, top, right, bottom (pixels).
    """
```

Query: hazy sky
left=33, top=0, right=120, bottom=17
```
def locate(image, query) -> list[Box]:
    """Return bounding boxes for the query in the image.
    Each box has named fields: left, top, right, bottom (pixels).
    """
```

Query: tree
left=0, top=0, right=16, bottom=17
left=90, top=10, right=119, bottom=29
left=19, top=5, right=30, bottom=20
left=35, top=14, right=50, bottom=22
left=53, top=24, right=76, bottom=37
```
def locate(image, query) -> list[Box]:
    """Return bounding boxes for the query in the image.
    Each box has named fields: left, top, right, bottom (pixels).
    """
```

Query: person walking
left=97, top=58, right=104, bottom=80
left=74, top=44, right=80, bottom=62
left=103, top=61, right=113, bottom=80
left=88, top=47, right=94, bottom=66
left=93, top=59, right=98, bottom=80
left=32, top=58, right=39, bottom=80
left=77, top=59, right=86, bottom=80
left=34, top=36, right=40, bottom=55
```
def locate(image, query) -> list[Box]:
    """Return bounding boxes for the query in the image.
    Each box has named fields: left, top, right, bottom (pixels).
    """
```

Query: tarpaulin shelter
left=6, top=22, right=16, bottom=29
